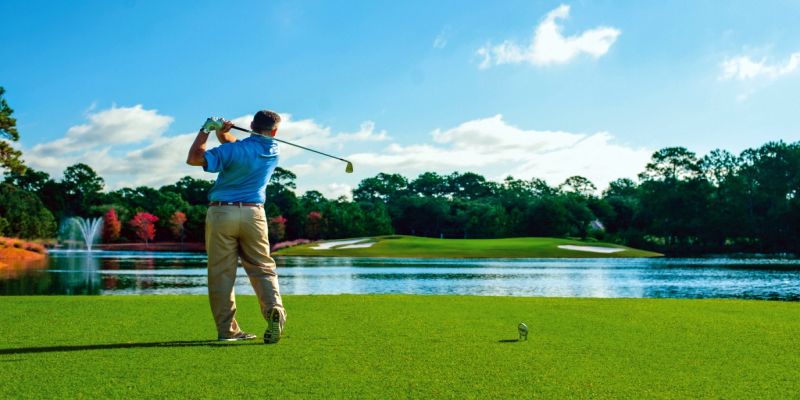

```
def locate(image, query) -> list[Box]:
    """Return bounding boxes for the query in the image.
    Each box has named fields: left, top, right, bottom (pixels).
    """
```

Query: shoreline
left=0, top=238, right=48, bottom=267
left=39, top=238, right=800, bottom=259
left=93, top=242, right=206, bottom=252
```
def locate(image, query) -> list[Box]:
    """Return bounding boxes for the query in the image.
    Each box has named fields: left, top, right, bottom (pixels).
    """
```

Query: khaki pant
left=205, top=205, right=285, bottom=338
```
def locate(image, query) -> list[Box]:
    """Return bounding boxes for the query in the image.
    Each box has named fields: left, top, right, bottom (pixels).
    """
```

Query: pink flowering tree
left=168, top=211, right=187, bottom=242
left=129, top=212, right=159, bottom=246
left=102, top=208, right=121, bottom=243
left=306, top=211, right=323, bottom=240
left=268, top=215, right=287, bottom=243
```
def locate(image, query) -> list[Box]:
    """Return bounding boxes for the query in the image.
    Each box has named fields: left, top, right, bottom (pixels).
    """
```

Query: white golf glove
left=201, top=117, right=225, bottom=133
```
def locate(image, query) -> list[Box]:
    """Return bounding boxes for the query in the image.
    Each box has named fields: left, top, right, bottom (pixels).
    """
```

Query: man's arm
left=186, top=129, right=211, bottom=167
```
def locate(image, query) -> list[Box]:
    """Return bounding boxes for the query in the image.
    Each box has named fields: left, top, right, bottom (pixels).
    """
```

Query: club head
left=345, top=162, right=354, bottom=173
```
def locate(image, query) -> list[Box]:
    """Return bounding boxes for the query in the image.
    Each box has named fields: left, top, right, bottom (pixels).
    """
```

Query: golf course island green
left=273, top=235, right=662, bottom=258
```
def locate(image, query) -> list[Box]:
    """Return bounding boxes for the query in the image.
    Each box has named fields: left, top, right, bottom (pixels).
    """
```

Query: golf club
left=231, top=125, right=354, bottom=173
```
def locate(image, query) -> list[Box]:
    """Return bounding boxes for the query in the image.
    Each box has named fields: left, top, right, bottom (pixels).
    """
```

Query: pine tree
left=0, top=87, right=25, bottom=174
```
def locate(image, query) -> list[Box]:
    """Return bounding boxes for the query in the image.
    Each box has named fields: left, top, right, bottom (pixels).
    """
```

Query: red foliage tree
left=168, top=211, right=187, bottom=242
left=306, top=211, right=323, bottom=240
left=267, top=215, right=287, bottom=243
left=102, top=208, right=121, bottom=243
left=129, top=212, right=159, bottom=245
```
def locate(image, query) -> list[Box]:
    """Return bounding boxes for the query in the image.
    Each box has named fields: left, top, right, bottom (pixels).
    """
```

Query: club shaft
left=231, top=125, right=350, bottom=164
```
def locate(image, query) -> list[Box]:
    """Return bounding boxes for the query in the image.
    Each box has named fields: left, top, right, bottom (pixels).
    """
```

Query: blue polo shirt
left=204, top=135, right=279, bottom=203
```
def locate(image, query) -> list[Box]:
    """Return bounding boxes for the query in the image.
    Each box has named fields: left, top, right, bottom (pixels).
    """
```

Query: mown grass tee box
left=1, top=295, right=797, bottom=399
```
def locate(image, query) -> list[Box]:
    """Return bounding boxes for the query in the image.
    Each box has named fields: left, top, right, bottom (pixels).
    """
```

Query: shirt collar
left=248, top=134, right=274, bottom=142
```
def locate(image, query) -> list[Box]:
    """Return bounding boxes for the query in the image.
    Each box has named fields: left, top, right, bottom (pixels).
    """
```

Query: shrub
left=0, top=184, right=57, bottom=239
left=103, top=208, right=122, bottom=243
left=23, top=242, right=46, bottom=254
left=272, top=239, right=311, bottom=251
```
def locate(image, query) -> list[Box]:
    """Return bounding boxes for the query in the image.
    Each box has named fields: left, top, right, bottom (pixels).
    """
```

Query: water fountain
left=71, top=217, right=103, bottom=251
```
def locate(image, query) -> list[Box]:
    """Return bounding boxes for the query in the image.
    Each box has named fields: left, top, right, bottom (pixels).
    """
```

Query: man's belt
left=209, top=201, right=263, bottom=208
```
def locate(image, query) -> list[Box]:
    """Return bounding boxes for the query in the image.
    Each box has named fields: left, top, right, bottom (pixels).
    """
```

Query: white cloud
left=322, top=183, right=353, bottom=199
left=23, top=105, right=190, bottom=188
left=22, top=106, right=387, bottom=192
left=342, top=115, right=650, bottom=190
left=720, top=52, right=800, bottom=80
left=477, top=4, right=620, bottom=68
left=243, top=115, right=650, bottom=198
left=30, top=105, right=172, bottom=155
left=23, top=105, right=650, bottom=198
left=270, top=117, right=388, bottom=158
left=334, top=121, right=389, bottom=143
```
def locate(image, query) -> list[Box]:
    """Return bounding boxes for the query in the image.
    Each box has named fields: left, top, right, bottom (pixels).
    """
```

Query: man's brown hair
left=252, top=110, right=281, bottom=133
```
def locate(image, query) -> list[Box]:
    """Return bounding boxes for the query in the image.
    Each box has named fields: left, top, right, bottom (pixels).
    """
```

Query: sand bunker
left=337, top=243, right=376, bottom=249
left=311, top=239, right=375, bottom=250
left=558, top=245, right=624, bottom=254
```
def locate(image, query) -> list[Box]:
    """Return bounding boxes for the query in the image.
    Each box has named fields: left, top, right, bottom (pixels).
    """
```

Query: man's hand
left=216, top=119, right=237, bottom=144
left=201, top=117, right=224, bottom=133
left=201, top=117, right=237, bottom=143
left=219, top=120, right=234, bottom=135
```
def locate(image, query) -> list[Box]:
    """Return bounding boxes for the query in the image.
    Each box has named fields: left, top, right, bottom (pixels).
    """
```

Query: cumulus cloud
left=23, top=105, right=191, bottom=188
left=269, top=117, right=388, bottom=159
left=322, top=183, right=353, bottom=199
left=334, top=121, right=389, bottom=143
left=720, top=52, right=800, bottom=80
left=343, top=115, right=650, bottom=190
left=477, top=4, right=620, bottom=68
left=22, top=106, right=387, bottom=193
left=30, top=105, right=172, bottom=155
left=23, top=105, right=650, bottom=198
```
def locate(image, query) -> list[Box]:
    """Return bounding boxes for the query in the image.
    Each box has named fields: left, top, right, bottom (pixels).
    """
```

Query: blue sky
left=2, top=0, right=800, bottom=196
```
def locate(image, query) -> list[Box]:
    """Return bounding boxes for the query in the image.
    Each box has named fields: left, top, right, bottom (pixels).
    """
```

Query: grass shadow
left=497, top=339, right=520, bottom=343
left=0, top=340, right=261, bottom=355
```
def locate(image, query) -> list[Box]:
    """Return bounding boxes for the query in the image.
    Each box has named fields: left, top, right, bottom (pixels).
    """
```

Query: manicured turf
left=1, top=296, right=797, bottom=399
left=274, top=235, right=662, bottom=258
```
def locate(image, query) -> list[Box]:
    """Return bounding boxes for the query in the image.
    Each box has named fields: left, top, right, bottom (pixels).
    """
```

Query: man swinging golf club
left=186, top=110, right=286, bottom=343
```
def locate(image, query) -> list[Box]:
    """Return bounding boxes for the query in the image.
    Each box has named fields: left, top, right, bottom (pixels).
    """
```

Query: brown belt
left=209, top=201, right=263, bottom=208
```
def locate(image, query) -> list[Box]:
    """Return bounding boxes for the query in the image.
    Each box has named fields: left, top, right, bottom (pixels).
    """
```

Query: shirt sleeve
left=204, top=145, right=226, bottom=173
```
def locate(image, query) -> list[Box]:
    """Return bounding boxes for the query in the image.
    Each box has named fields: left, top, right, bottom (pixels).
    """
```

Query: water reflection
left=1, top=252, right=799, bottom=300
left=2, top=252, right=101, bottom=295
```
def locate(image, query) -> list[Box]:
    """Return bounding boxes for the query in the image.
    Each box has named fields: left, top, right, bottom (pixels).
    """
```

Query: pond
left=1, top=251, right=799, bottom=300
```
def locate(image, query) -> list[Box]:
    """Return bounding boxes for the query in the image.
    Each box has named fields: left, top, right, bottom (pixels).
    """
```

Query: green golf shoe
left=264, top=308, right=284, bottom=344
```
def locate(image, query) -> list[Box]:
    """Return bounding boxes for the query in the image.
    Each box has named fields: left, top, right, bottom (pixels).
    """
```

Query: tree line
left=1, top=140, right=799, bottom=255
left=349, top=142, right=800, bottom=255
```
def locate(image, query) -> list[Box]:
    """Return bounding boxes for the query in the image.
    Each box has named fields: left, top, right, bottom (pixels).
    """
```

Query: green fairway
left=274, top=235, right=662, bottom=258
left=1, top=296, right=797, bottom=399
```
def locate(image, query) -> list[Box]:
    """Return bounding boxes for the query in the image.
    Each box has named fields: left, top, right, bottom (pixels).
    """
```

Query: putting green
left=274, top=235, right=662, bottom=258
left=1, top=295, right=797, bottom=398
